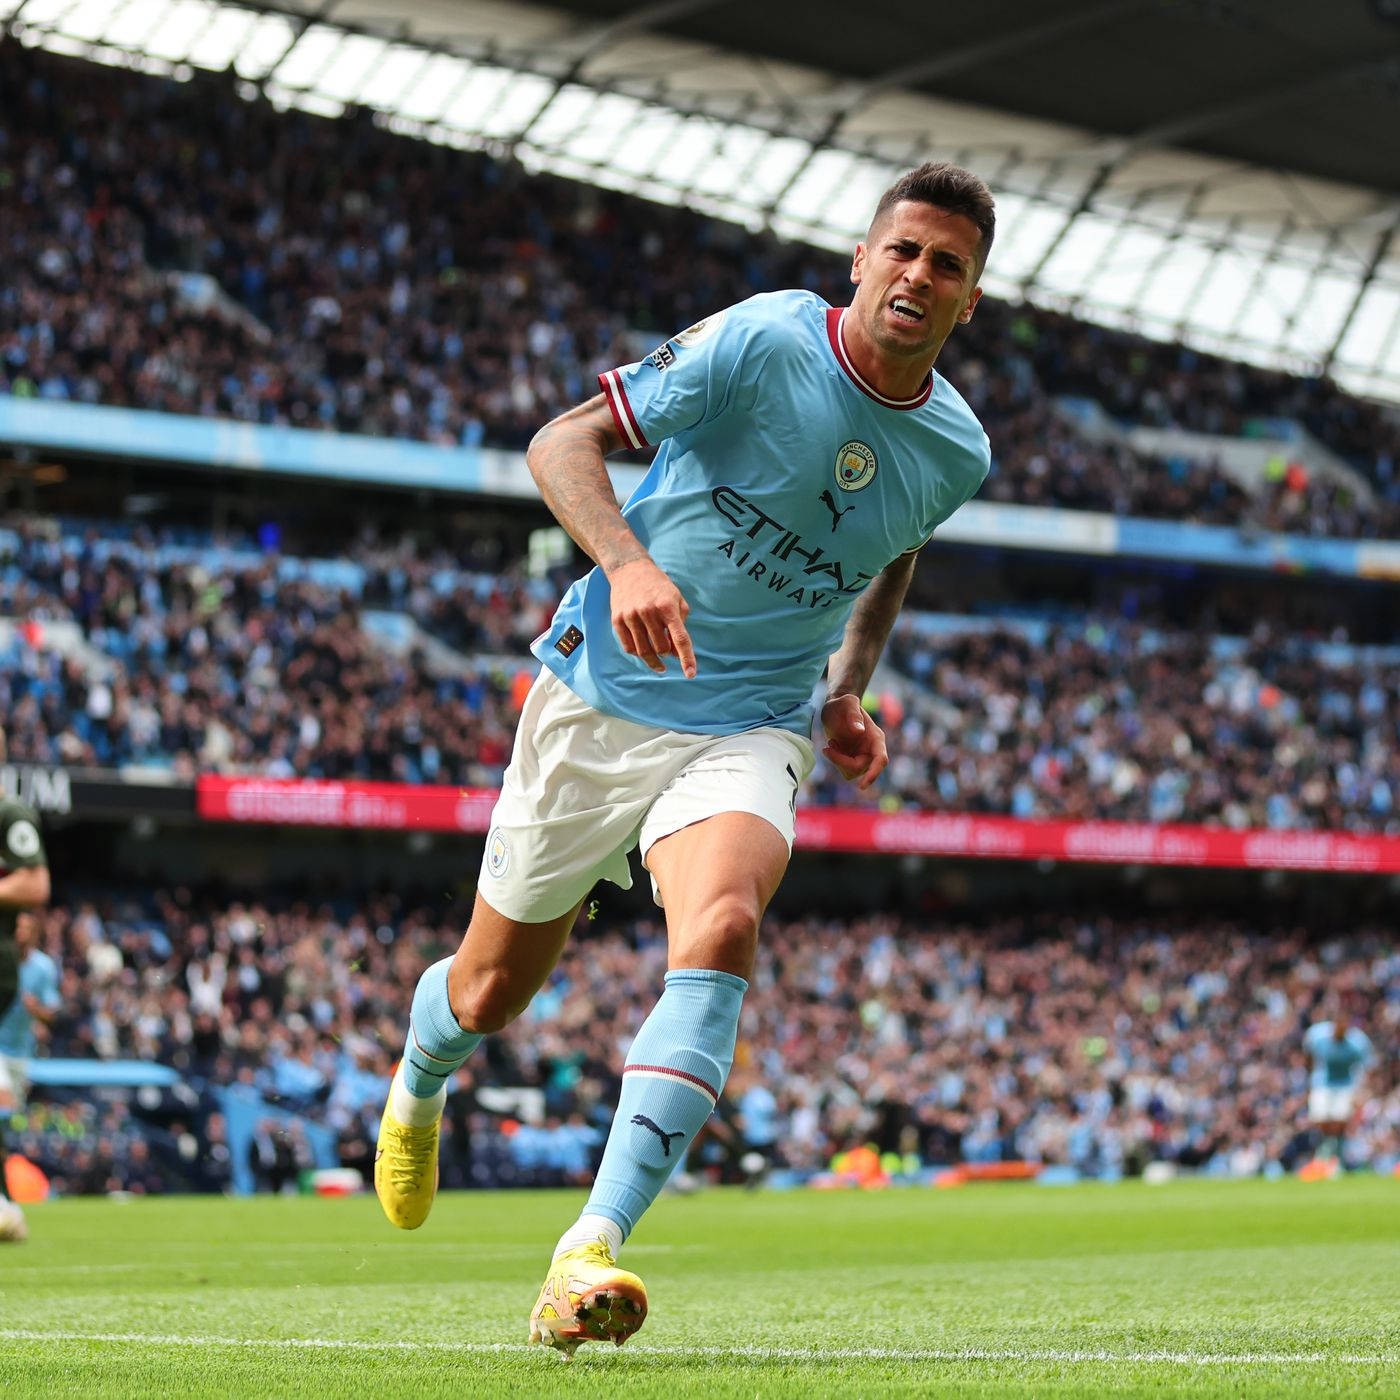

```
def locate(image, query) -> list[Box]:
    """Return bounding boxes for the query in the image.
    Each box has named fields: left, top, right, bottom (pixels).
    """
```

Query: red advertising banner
left=792, top=809, right=1399, bottom=872
left=196, top=776, right=498, bottom=833
left=195, top=776, right=1400, bottom=873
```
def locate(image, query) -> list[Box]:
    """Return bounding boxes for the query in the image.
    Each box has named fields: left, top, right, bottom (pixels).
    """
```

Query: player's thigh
left=645, top=812, right=792, bottom=976
left=447, top=891, right=584, bottom=1033
left=1312, top=1086, right=1354, bottom=1124
left=478, top=669, right=682, bottom=924
left=642, top=726, right=812, bottom=973
left=0, top=1054, right=21, bottom=1114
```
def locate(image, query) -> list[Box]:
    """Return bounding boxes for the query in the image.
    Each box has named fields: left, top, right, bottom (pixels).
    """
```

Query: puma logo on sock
left=631, top=1114, right=686, bottom=1156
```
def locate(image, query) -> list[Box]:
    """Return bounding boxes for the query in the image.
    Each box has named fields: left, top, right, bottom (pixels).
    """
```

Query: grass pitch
left=0, top=1177, right=1396, bottom=1397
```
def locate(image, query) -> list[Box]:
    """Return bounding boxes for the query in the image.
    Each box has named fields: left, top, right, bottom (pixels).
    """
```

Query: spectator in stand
left=2, top=40, right=1396, bottom=538
left=4, top=518, right=1398, bottom=831
left=13, top=892, right=1398, bottom=1194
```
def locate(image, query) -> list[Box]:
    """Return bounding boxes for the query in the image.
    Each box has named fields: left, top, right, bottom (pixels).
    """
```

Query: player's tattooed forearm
left=826, top=553, right=917, bottom=699
left=528, top=428, right=648, bottom=576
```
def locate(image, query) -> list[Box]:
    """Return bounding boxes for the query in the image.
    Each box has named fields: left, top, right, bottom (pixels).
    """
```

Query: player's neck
left=839, top=307, right=936, bottom=402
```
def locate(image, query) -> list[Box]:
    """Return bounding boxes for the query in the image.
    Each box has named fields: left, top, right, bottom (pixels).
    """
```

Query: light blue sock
left=585, top=968, right=746, bottom=1238
left=399, top=957, right=483, bottom=1098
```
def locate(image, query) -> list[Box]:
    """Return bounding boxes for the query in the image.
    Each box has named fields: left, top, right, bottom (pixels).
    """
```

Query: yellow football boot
left=373, top=1078, right=441, bottom=1230
left=528, top=1237, right=648, bottom=1357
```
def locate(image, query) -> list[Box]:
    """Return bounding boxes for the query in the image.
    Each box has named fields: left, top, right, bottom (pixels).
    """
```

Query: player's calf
left=375, top=957, right=483, bottom=1230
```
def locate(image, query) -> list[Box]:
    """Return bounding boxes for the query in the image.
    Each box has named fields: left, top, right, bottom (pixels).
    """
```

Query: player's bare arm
left=20, top=991, right=55, bottom=1023
left=527, top=395, right=696, bottom=677
left=821, top=550, right=918, bottom=791
left=0, top=866, right=50, bottom=908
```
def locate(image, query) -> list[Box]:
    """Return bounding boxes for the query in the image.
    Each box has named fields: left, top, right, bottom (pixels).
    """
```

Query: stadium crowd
left=2, top=40, right=1397, bottom=539
left=12, top=892, right=1398, bottom=1195
left=871, top=616, right=1400, bottom=831
left=4, top=520, right=1399, bottom=831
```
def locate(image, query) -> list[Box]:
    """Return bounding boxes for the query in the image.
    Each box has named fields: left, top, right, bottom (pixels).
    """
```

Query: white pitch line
left=0, top=1330, right=1393, bottom=1367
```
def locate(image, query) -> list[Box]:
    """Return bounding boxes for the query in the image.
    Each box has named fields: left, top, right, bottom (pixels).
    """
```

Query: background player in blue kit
left=0, top=913, right=59, bottom=1242
left=375, top=162, right=996, bottom=1354
left=1304, top=1010, right=1373, bottom=1168
left=0, top=725, right=55, bottom=1243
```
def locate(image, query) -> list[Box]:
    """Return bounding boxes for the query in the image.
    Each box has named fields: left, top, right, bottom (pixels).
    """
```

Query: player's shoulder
left=0, top=796, right=42, bottom=826
left=26, top=948, right=59, bottom=980
left=1304, top=1020, right=1330, bottom=1042
left=709, top=289, right=828, bottom=348
left=926, top=374, right=992, bottom=485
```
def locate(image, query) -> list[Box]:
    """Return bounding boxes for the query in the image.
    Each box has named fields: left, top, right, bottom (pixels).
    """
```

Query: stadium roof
left=7, top=0, right=1400, bottom=403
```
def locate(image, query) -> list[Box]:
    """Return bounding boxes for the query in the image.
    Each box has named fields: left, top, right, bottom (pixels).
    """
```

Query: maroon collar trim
left=825, top=307, right=934, bottom=410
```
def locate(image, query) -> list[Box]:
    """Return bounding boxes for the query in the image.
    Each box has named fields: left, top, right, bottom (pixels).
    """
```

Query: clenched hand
left=820, top=694, right=887, bottom=791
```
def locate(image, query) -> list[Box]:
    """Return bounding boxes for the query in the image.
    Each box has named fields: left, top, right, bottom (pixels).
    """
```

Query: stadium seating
left=4, top=519, right=1399, bottom=830
left=17, top=893, right=1398, bottom=1193
left=2, top=39, right=1397, bottom=539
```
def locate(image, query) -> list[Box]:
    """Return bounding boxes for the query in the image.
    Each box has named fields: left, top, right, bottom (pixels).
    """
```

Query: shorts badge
left=486, top=828, right=511, bottom=878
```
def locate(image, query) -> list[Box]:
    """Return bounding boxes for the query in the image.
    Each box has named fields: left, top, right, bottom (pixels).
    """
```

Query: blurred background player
left=0, top=725, right=55, bottom=1242
left=1303, top=1008, right=1372, bottom=1171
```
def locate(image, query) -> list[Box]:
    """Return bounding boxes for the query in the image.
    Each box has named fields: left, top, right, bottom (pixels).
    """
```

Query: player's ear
left=850, top=242, right=865, bottom=286
left=957, top=286, right=982, bottom=324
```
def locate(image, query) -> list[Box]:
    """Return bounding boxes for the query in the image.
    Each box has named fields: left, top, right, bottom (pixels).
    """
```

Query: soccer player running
left=1303, top=1007, right=1372, bottom=1170
left=376, top=162, right=995, bottom=1353
left=0, top=727, right=55, bottom=1242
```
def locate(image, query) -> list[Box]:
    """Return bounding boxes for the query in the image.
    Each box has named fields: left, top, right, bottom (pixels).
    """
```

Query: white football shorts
left=0, top=1053, right=28, bottom=1111
left=477, top=669, right=814, bottom=922
left=1308, top=1085, right=1355, bottom=1122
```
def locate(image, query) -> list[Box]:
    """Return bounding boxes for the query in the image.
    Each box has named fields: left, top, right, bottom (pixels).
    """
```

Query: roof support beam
left=801, top=0, right=1153, bottom=116
left=1080, top=52, right=1400, bottom=163
left=570, top=0, right=728, bottom=63
left=1018, top=161, right=1116, bottom=296
left=512, top=0, right=727, bottom=147
left=1323, top=208, right=1400, bottom=373
left=1171, top=214, right=1243, bottom=342
left=1224, top=214, right=1297, bottom=344
left=2, top=0, right=34, bottom=31
left=259, top=0, right=343, bottom=91
left=762, top=0, right=1148, bottom=223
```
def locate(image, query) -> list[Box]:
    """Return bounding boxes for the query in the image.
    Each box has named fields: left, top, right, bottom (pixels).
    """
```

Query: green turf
left=0, top=1178, right=1396, bottom=1397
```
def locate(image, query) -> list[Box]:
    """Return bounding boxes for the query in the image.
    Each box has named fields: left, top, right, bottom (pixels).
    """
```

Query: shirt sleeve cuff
left=598, top=369, right=649, bottom=450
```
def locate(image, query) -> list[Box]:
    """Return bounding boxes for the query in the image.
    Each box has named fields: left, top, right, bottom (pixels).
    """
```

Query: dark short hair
left=869, top=162, right=996, bottom=275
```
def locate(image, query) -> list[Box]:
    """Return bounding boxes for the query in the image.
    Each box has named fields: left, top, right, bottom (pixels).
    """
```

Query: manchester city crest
left=834, top=440, right=877, bottom=492
left=486, top=827, right=511, bottom=878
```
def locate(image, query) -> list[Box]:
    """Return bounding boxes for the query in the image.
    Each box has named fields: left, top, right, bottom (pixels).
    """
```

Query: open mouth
left=888, top=297, right=926, bottom=325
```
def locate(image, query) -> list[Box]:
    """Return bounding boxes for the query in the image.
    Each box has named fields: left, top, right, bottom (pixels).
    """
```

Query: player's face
left=15, top=911, right=38, bottom=950
left=849, top=201, right=983, bottom=364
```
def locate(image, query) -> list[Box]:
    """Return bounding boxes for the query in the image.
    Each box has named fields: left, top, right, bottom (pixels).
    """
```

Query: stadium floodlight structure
left=6, top=0, right=1400, bottom=406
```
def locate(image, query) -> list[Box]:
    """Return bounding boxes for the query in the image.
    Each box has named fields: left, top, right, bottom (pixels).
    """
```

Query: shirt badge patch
left=646, top=343, right=676, bottom=371
left=6, top=819, right=41, bottom=860
left=674, top=309, right=726, bottom=347
left=834, top=440, right=878, bottom=492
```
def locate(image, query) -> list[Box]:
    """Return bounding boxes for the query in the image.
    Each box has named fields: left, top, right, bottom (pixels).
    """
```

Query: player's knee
left=448, top=964, right=528, bottom=1035
left=681, top=893, right=761, bottom=974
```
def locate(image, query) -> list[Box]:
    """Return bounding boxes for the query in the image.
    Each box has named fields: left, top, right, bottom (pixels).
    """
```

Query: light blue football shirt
left=0, top=948, right=60, bottom=1060
left=1303, top=1021, right=1372, bottom=1089
left=533, top=290, right=990, bottom=736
